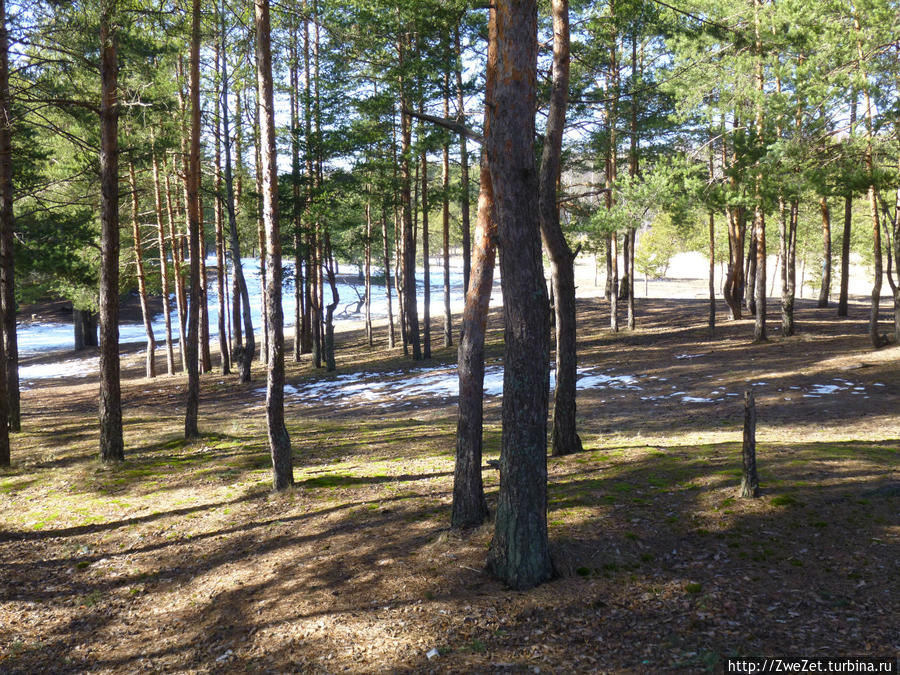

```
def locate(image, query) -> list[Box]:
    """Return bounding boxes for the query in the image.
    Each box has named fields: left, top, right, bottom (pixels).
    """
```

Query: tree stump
left=740, top=389, right=760, bottom=498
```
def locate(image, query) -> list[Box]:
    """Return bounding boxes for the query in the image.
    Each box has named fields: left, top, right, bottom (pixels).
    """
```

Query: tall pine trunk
left=838, top=97, right=856, bottom=318
left=151, top=145, right=176, bottom=374
left=442, top=68, right=452, bottom=348
left=752, top=0, right=766, bottom=343
left=219, top=1, right=254, bottom=382
left=420, top=110, right=431, bottom=360
left=128, top=164, right=156, bottom=378
left=99, top=0, right=123, bottom=461
left=818, top=197, right=832, bottom=308
left=454, top=28, right=471, bottom=295
left=539, top=0, right=580, bottom=457
left=486, top=0, right=552, bottom=590
left=184, top=0, right=202, bottom=439
left=0, top=0, right=13, bottom=458
left=452, top=6, right=498, bottom=531
left=382, top=207, right=395, bottom=348
left=163, top=156, right=188, bottom=369
left=256, top=0, right=293, bottom=489
left=213, top=40, right=230, bottom=374
left=398, top=32, right=421, bottom=360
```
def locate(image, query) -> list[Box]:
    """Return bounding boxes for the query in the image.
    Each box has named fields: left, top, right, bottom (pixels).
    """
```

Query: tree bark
left=818, top=197, right=831, bottom=308
left=538, top=0, right=581, bottom=457
left=0, top=0, right=12, bottom=458
left=452, top=6, right=499, bottom=531
left=184, top=0, right=202, bottom=439
left=99, top=0, right=123, bottom=461
left=128, top=164, right=156, bottom=378
left=740, top=389, right=759, bottom=498
left=485, top=0, right=553, bottom=590
left=256, top=0, right=293, bottom=490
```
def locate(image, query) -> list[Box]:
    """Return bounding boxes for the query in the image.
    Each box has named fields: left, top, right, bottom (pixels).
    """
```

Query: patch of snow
left=20, top=357, right=99, bottom=381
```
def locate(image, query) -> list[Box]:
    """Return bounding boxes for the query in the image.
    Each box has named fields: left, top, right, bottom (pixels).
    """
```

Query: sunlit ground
left=1, top=295, right=897, bottom=673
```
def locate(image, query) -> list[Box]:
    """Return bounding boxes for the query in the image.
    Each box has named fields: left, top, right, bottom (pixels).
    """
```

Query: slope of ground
left=1, top=296, right=898, bottom=673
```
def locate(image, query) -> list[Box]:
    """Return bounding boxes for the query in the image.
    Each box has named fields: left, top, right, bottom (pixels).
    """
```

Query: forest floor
left=0, top=295, right=898, bottom=673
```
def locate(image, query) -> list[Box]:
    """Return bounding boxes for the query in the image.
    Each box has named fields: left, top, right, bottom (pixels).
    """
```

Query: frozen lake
left=17, top=256, right=498, bottom=382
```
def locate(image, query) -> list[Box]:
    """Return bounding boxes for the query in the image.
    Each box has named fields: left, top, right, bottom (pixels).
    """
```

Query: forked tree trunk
left=128, top=164, right=156, bottom=378
left=256, top=0, right=293, bottom=489
left=780, top=199, right=798, bottom=336
left=184, top=0, right=202, bottom=439
left=452, top=9, right=498, bottom=530
left=538, top=0, right=581, bottom=457
left=99, top=0, right=123, bottom=461
left=0, top=0, right=13, bottom=458
left=818, top=197, right=831, bottom=308
left=485, top=0, right=553, bottom=590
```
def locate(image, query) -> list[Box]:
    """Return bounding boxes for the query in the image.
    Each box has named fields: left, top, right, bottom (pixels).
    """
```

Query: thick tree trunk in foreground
left=486, top=0, right=553, bottom=590
left=740, top=390, right=759, bottom=498
left=0, top=0, right=12, bottom=459
left=99, top=0, right=123, bottom=461
left=818, top=197, right=831, bottom=308
left=256, top=0, right=293, bottom=490
left=538, top=0, right=580, bottom=457
left=184, top=0, right=202, bottom=439
left=452, top=11, right=498, bottom=529
left=129, top=164, right=156, bottom=378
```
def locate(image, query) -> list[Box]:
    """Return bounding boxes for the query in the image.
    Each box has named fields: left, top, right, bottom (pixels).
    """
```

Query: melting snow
left=20, top=357, right=99, bottom=381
